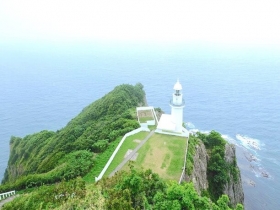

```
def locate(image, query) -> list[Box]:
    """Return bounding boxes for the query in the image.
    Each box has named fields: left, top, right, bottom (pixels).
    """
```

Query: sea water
left=0, top=42, right=279, bottom=209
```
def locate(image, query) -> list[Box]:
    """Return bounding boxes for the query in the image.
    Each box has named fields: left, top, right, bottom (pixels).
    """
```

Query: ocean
left=0, top=42, right=279, bottom=209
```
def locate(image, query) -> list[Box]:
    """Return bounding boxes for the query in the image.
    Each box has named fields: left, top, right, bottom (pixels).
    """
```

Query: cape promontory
left=1, top=84, right=244, bottom=209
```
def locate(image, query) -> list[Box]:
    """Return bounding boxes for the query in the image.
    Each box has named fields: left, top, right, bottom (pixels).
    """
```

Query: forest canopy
left=1, top=83, right=145, bottom=191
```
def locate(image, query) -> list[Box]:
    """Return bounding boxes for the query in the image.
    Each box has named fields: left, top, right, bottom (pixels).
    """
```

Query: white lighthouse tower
left=170, top=80, right=185, bottom=132
left=156, top=80, right=189, bottom=137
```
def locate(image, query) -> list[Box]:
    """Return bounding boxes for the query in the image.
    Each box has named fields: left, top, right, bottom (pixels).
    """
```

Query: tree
left=217, top=195, right=231, bottom=210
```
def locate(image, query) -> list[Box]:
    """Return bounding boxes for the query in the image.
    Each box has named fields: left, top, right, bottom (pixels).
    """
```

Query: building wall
left=171, top=106, right=183, bottom=132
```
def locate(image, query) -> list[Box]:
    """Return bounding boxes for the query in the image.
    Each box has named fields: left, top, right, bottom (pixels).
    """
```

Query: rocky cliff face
left=186, top=140, right=244, bottom=207
left=223, top=144, right=244, bottom=207
left=185, top=142, right=209, bottom=194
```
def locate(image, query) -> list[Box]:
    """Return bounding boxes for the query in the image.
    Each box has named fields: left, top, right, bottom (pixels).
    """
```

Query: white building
left=155, top=80, right=189, bottom=137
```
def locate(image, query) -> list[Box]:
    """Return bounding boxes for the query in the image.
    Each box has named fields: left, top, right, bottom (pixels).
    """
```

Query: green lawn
left=137, top=109, right=155, bottom=123
left=83, top=137, right=122, bottom=183
left=148, top=125, right=157, bottom=130
left=128, top=133, right=187, bottom=181
left=139, top=116, right=154, bottom=123
left=103, top=131, right=150, bottom=177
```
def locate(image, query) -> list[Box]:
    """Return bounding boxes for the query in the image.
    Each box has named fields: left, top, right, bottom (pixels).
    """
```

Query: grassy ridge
left=1, top=83, right=145, bottom=192
left=83, top=136, right=122, bottom=183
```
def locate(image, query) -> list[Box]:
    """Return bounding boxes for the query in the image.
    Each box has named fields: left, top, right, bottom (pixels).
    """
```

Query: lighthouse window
left=175, top=90, right=180, bottom=96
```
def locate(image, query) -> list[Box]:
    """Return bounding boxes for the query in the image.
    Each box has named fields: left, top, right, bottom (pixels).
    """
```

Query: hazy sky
left=1, top=0, right=280, bottom=47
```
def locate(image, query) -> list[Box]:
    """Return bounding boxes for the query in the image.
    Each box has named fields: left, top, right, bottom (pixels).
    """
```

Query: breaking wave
left=221, top=134, right=237, bottom=145
left=187, top=124, right=271, bottom=180
left=185, top=122, right=195, bottom=129
left=236, top=134, right=261, bottom=151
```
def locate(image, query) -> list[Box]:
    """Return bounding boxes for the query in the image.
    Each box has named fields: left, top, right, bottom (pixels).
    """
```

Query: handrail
left=0, top=190, right=16, bottom=200
left=179, top=135, right=189, bottom=184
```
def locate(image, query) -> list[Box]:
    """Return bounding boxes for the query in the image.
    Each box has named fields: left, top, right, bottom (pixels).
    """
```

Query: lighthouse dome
left=173, top=80, right=182, bottom=90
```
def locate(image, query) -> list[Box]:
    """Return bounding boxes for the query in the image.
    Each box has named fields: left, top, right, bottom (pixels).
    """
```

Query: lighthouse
left=170, top=80, right=185, bottom=132
left=155, top=80, right=189, bottom=137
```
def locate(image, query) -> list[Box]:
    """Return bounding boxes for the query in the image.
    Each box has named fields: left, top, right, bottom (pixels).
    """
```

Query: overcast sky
left=1, top=0, right=280, bottom=48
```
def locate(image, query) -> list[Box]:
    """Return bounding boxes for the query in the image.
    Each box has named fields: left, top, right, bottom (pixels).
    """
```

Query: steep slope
left=186, top=132, right=244, bottom=208
left=223, top=144, right=244, bottom=207
left=185, top=140, right=209, bottom=194
left=1, top=83, right=145, bottom=191
left=2, top=168, right=243, bottom=210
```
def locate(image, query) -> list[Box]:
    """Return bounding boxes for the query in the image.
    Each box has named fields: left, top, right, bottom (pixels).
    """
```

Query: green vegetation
left=83, top=137, right=122, bottom=183
left=229, top=158, right=239, bottom=182
left=186, top=135, right=200, bottom=175
left=0, top=83, right=243, bottom=209
left=137, top=109, right=155, bottom=123
left=132, top=133, right=187, bottom=180
left=139, top=116, right=154, bottom=123
left=104, top=131, right=149, bottom=177
left=197, top=131, right=239, bottom=202
left=1, top=84, right=145, bottom=192
left=2, top=167, right=243, bottom=210
left=2, top=177, right=86, bottom=210
left=148, top=125, right=157, bottom=130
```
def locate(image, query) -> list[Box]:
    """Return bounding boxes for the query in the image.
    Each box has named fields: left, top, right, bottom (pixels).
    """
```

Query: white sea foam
left=250, top=164, right=271, bottom=179
left=221, top=134, right=237, bottom=144
left=236, top=134, right=261, bottom=151
left=200, top=130, right=211, bottom=134
left=188, top=129, right=211, bottom=135
left=189, top=129, right=199, bottom=134
left=185, top=122, right=195, bottom=129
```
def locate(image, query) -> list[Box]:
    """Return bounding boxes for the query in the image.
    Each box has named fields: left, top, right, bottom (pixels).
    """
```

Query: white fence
left=136, top=106, right=159, bottom=124
left=95, top=127, right=149, bottom=182
left=179, top=129, right=190, bottom=184
left=0, top=191, right=16, bottom=200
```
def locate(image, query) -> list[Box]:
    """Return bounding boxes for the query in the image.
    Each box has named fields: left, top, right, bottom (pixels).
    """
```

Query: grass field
left=126, top=133, right=187, bottom=181
left=83, top=136, right=122, bottom=183
left=139, top=116, right=154, bottom=123
left=138, top=109, right=155, bottom=123
left=103, top=131, right=150, bottom=177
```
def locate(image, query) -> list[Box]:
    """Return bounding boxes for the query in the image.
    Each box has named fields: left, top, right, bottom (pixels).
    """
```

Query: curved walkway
left=109, top=130, right=155, bottom=177
left=0, top=196, right=17, bottom=209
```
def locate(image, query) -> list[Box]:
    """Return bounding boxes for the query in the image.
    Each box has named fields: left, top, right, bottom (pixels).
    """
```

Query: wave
left=185, top=122, right=195, bottom=129
left=249, top=164, right=272, bottom=179
left=236, top=134, right=261, bottom=151
left=221, top=134, right=237, bottom=145
left=189, top=129, right=211, bottom=135
left=236, top=135, right=273, bottom=179
left=186, top=124, right=272, bottom=180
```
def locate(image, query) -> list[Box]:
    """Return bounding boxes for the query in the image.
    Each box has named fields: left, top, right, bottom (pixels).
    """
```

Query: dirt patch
left=140, top=142, right=172, bottom=179
left=133, top=139, right=142, bottom=143
left=124, top=149, right=139, bottom=161
left=137, top=109, right=155, bottom=123
left=133, top=133, right=187, bottom=181
left=138, top=110, right=153, bottom=118
left=131, top=153, right=138, bottom=161
left=124, top=149, right=133, bottom=158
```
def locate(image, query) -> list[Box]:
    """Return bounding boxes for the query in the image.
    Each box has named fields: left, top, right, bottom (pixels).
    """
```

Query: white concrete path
left=109, top=130, right=155, bottom=177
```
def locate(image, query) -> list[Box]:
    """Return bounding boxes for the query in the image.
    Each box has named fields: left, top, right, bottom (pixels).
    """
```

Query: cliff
left=186, top=134, right=244, bottom=207
left=1, top=83, right=145, bottom=191
left=224, top=144, right=244, bottom=206
left=185, top=141, right=209, bottom=194
left=0, top=83, right=245, bottom=210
